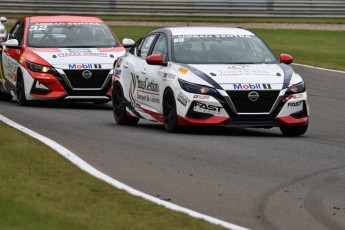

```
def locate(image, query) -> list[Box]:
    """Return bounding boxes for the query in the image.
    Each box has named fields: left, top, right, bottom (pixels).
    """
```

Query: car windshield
left=172, top=34, right=278, bottom=64
left=27, top=22, right=118, bottom=48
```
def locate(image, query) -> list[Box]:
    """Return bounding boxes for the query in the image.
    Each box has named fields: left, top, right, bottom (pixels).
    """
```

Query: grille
left=227, top=90, right=280, bottom=113
left=63, top=69, right=111, bottom=89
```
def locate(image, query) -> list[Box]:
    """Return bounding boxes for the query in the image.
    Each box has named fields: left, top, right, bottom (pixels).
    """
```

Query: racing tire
left=280, top=124, right=308, bottom=136
left=0, top=89, right=13, bottom=101
left=112, top=82, right=139, bottom=125
left=163, top=88, right=179, bottom=133
left=16, top=73, right=29, bottom=106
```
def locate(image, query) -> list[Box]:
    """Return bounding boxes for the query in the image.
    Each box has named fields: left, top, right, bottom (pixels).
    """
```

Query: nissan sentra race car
left=0, top=15, right=126, bottom=105
left=111, top=27, right=309, bottom=136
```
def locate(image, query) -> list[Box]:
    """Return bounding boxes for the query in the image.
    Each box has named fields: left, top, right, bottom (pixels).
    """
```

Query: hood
left=188, top=64, right=290, bottom=91
left=30, top=47, right=126, bottom=70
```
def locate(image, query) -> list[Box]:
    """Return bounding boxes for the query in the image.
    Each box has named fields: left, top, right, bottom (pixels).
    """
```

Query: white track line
left=0, top=114, right=249, bottom=230
left=293, top=63, right=345, bottom=74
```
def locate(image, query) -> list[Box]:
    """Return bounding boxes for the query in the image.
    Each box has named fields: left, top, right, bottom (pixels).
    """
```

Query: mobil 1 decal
left=231, top=83, right=272, bottom=90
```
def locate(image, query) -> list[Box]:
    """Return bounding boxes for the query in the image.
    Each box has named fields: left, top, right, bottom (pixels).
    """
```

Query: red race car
left=0, top=15, right=125, bottom=105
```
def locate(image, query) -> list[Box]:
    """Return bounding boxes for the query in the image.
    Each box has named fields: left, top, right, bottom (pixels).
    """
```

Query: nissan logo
left=82, top=70, right=92, bottom=79
left=248, top=91, right=259, bottom=102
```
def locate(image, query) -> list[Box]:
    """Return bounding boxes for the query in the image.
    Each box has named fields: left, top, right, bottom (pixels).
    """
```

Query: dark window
left=151, top=34, right=168, bottom=61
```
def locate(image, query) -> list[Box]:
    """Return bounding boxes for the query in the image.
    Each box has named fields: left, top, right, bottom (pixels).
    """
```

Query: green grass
left=251, top=29, right=345, bottom=70
left=110, top=25, right=345, bottom=71
left=0, top=121, right=227, bottom=230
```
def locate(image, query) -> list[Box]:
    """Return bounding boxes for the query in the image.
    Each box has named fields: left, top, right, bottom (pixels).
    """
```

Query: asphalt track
left=0, top=65, right=345, bottom=230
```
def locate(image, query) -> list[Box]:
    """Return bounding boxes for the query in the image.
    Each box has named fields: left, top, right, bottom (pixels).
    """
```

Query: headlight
left=286, top=81, right=305, bottom=94
left=0, top=29, right=5, bottom=33
left=178, top=79, right=218, bottom=95
left=26, top=61, right=56, bottom=74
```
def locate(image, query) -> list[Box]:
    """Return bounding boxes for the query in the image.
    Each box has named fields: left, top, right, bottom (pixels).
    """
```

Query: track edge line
left=0, top=114, right=249, bottom=230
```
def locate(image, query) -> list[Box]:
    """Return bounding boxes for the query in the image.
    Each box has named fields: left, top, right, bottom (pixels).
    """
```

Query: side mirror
left=0, top=17, right=7, bottom=23
left=122, top=38, right=135, bottom=48
left=280, top=53, right=293, bottom=65
left=146, top=54, right=167, bottom=66
left=5, top=39, right=20, bottom=49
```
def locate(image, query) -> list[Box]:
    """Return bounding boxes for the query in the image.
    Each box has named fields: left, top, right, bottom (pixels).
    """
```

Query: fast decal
left=193, top=102, right=223, bottom=115
left=231, top=83, right=271, bottom=90
left=68, top=64, right=102, bottom=69
left=288, top=101, right=302, bottom=107
left=278, top=63, right=293, bottom=89
left=177, top=93, right=188, bottom=106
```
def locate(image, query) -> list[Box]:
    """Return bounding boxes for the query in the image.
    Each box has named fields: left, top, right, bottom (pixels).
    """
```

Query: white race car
left=112, top=27, right=309, bottom=136
left=0, top=17, right=7, bottom=41
left=0, top=15, right=126, bottom=105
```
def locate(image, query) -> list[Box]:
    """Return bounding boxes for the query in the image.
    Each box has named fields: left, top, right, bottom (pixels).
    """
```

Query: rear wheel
left=163, top=88, right=179, bottom=133
left=280, top=124, right=308, bottom=136
left=112, top=82, right=139, bottom=125
left=16, top=73, right=29, bottom=106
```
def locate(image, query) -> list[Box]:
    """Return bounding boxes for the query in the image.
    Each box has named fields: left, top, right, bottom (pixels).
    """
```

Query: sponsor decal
left=292, top=94, right=303, bottom=99
left=68, top=64, right=102, bottom=69
left=130, top=73, right=160, bottom=104
left=30, top=23, right=100, bottom=30
left=174, top=34, right=252, bottom=41
left=131, top=73, right=159, bottom=93
left=232, top=83, right=271, bottom=90
left=177, top=93, right=188, bottom=106
left=136, top=92, right=160, bottom=104
left=288, top=101, right=302, bottom=107
left=114, top=69, right=121, bottom=77
left=163, top=73, right=176, bottom=81
left=67, top=48, right=92, bottom=53
left=219, top=67, right=276, bottom=77
left=3, top=56, right=17, bottom=73
left=116, top=58, right=122, bottom=68
left=58, top=49, right=107, bottom=58
left=193, top=95, right=210, bottom=100
left=193, top=102, right=223, bottom=115
left=58, top=53, right=107, bottom=57
left=19, top=56, right=25, bottom=64
left=178, top=67, right=189, bottom=75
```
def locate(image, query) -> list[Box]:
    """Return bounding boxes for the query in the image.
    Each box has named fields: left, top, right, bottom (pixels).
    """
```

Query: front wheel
left=280, top=124, right=308, bottom=136
left=163, top=88, right=179, bottom=133
left=16, top=74, right=29, bottom=106
left=112, top=82, right=139, bottom=125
